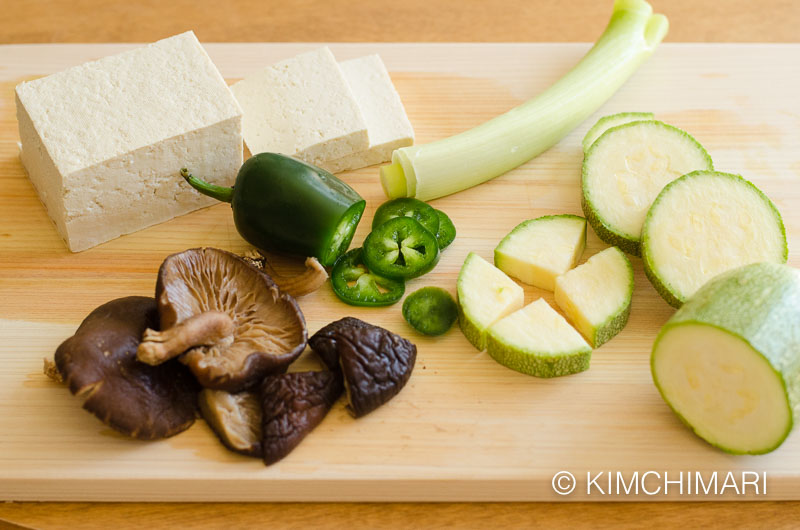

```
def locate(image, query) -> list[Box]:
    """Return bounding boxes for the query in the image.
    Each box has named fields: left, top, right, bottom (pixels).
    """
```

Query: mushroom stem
left=242, top=251, right=328, bottom=298
left=275, top=257, right=329, bottom=297
left=137, top=311, right=235, bottom=366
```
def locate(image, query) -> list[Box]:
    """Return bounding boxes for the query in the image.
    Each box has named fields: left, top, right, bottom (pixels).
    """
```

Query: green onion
left=380, top=0, right=668, bottom=201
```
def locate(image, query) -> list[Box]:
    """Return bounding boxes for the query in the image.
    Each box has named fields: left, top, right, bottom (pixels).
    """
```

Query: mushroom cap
left=156, top=248, right=308, bottom=392
left=54, top=296, right=198, bottom=440
left=309, top=318, right=416, bottom=418
left=261, top=370, right=344, bottom=465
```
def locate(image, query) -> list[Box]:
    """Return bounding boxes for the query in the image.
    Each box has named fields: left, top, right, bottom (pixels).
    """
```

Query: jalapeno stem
left=181, top=168, right=234, bottom=203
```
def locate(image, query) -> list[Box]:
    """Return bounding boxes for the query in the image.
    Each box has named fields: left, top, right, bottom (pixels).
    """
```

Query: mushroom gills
left=309, top=317, right=417, bottom=417
left=54, top=296, right=199, bottom=440
left=141, top=248, right=308, bottom=392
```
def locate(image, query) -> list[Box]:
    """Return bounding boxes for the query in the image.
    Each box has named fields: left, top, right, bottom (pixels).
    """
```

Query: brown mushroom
left=261, top=370, right=344, bottom=465
left=137, top=248, right=307, bottom=392
left=241, top=250, right=328, bottom=298
left=309, top=317, right=416, bottom=417
left=198, top=389, right=262, bottom=457
left=198, top=370, right=343, bottom=464
left=54, top=296, right=199, bottom=440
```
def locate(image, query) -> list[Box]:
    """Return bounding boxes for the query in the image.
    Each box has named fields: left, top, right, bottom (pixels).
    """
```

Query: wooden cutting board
left=1, top=43, right=799, bottom=502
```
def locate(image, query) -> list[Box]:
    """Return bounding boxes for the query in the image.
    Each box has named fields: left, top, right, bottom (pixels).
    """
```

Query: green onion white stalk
left=380, top=0, right=669, bottom=201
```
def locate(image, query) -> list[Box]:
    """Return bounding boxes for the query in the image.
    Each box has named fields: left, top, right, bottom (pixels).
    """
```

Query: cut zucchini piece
left=494, top=215, right=587, bottom=291
left=642, top=170, right=787, bottom=307
left=581, top=120, right=713, bottom=256
left=651, top=262, right=800, bottom=454
left=487, top=299, right=592, bottom=378
left=582, top=111, right=654, bottom=153
left=457, top=252, right=524, bottom=351
left=554, top=247, right=633, bottom=348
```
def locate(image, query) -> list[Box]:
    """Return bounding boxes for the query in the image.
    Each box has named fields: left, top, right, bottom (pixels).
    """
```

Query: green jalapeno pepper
left=363, top=217, right=440, bottom=279
left=371, top=198, right=439, bottom=235
left=434, top=209, right=456, bottom=249
left=330, top=248, right=405, bottom=306
left=402, top=286, right=458, bottom=336
left=181, top=153, right=365, bottom=267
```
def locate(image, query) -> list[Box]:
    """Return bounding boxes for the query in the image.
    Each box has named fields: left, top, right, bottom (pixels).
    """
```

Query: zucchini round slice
left=581, top=111, right=654, bottom=153
left=651, top=263, right=800, bottom=454
left=581, top=120, right=713, bottom=256
left=642, top=170, right=786, bottom=307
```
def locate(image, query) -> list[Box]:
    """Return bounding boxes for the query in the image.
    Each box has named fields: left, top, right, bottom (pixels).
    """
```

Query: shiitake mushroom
left=309, top=318, right=416, bottom=418
left=137, top=248, right=308, bottom=392
left=198, top=370, right=343, bottom=465
left=54, top=296, right=199, bottom=440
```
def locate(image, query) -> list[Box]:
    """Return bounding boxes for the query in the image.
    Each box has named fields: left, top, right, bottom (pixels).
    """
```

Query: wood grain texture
left=0, top=40, right=800, bottom=526
left=2, top=501, right=800, bottom=529
left=1, top=0, right=800, bottom=44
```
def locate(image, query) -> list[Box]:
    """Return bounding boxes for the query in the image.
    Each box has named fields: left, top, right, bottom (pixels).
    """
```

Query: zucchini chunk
left=581, top=120, right=713, bottom=256
left=494, top=215, right=586, bottom=291
left=457, top=252, right=524, bottom=351
left=651, top=263, right=800, bottom=454
left=642, top=170, right=786, bottom=307
left=487, top=299, right=592, bottom=378
left=582, top=111, right=654, bottom=153
left=554, top=247, right=633, bottom=348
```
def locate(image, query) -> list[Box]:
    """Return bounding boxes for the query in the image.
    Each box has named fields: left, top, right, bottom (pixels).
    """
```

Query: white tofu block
left=16, top=31, right=243, bottom=252
left=230, top=47, right=368, bottom=166
left=320, top=55, right=415, bottom=173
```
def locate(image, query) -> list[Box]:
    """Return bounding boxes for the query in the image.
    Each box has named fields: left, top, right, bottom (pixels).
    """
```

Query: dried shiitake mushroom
left=198, top=389, right=263, bottom=457
left=241, top=250, right=328, bottom=298
left=137, top=248, right=307, bottom=392
left=309, top=318, right=416, bottom=417
left=198, top=370, right=343, bottom=464
left=54, top=296, right=198, bottom=440
left=261, top=370, right=344, bottom=465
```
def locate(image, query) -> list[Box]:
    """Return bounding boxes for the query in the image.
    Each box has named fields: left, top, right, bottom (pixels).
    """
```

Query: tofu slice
left=16, top=31, right=243, bottom=252
left=231, top=47, right=368, bottom=165
left=320, top=55, right=414, bottom=173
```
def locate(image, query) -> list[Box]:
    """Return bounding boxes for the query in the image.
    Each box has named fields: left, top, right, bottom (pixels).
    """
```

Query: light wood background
left=2, top=1, right=800, bottom=528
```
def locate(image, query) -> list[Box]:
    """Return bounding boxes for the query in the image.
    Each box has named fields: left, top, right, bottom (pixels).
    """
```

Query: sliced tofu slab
left=16, top=31, right=243, bottom=252
left=554, top=246, right=633, bottom=348
left=487, top=299, right=592, bottom=378
left=231, top=47, right=368, bottom=166
left=320, top=55, right=414, bottom=173
left=494, top=215, right=587, bottom=291
left=457, top=252, right=524, bottom=351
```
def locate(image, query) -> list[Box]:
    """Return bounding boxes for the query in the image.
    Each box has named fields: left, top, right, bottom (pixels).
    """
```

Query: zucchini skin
left=651, top=262, right=800, bottom=454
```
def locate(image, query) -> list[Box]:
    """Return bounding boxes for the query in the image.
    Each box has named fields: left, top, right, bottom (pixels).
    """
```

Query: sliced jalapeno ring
left=330, top=248, right=405, bottom=307
left=434, top=209, right=456, bottom=250
left=402, top=286, right=458, bottom=336
left=363, top=217, right=440, bottom=280
left=371, top=198, right=440, bottom=235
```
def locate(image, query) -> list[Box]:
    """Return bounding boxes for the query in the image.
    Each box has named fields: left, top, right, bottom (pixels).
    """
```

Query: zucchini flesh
left=381, top=0, right=668, bottom=201
left=554, top=246, right=633, bottom=348
left=581, top=120, right=713, bottom=256
left=642, top=170, right=786, bottom=307
left=487, top=299, right=592, bottom=378
left=457, top=252, right=524, bottom=351
left=494, top=214, right=587, bottom=291
left=651, top=263, right=800, bottom=454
